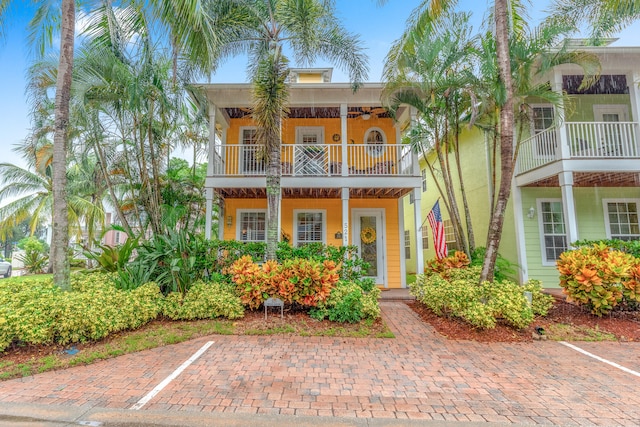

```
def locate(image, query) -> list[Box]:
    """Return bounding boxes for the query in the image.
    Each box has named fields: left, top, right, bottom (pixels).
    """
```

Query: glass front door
left=353, top=210, right=384, bottom=284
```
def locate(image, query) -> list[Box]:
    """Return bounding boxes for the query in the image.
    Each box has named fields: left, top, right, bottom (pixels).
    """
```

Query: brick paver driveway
left=1, top=302, right=639, bottom=425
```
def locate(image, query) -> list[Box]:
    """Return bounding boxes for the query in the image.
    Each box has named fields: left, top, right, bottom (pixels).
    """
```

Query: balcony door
left=240, top=127, right=264, bottom=174
left=594, top=105, right=628, bottom=156
left=352, top=209, right=385, bottom=284
left=294, top=127, right=324, bottom=175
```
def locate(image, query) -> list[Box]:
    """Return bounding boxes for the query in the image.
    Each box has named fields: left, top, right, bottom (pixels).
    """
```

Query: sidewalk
left=1, top=302, right=639, bottom=425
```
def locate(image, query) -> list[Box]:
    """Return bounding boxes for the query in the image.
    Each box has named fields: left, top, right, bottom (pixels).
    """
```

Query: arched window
left=364, top=128, right=386, bottom=157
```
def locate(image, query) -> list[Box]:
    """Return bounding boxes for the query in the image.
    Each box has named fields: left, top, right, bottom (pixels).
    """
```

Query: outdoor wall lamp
left=527, top=206, right=536, bottom=219
left=334, top=231, right=343, bottom=239
left=226, top=215, right=233, bottom=227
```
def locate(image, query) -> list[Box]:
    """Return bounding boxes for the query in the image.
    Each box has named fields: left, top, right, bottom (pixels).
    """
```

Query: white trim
left=398, top=198, right=407, bottom=288
left=602, top=198, right=640, bottom=240
left=293, top=209, right=327, bottom=246
left=536, top=198, right=568, bottom=267
left=236, top=209, right=267, bottom=242
left=593, top=104, right=629, bottom=121
left=352, top=208, right=387, bottom=286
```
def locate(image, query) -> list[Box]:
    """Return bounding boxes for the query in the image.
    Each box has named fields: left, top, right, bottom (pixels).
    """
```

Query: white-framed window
left=603, top=199, right=640, bottom=241
left=237, top=210, right=267, bottom=242
left=294, top=210, right=326, bottom=247
left=364, top=127, right=386, bottom=158
left=531, top=104, right=557, bottom=157
left=537, top=199, right=568, bottom=265
left=443, top=219, right=458, bottom=252
left=421, top=169, right=427, bottom=192
left=421, top=226, right=429, bottom=249
left=404, top=230, right=411, bottom=259
left=239, top=126, right=264, bottom=174
left=295, top=126, right=324, bottom=145
left=115, top=231, right=121, bottom=244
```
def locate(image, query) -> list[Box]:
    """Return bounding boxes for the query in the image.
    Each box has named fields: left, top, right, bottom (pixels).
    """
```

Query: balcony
left=516, top=122, right=640, bottom=182
left=210, top=143, right=415, bottom=177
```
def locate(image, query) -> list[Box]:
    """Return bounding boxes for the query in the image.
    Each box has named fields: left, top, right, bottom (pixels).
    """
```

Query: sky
left=2, top=0, right=640, bottom=174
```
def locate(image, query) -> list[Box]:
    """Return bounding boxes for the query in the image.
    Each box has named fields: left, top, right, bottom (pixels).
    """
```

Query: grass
left=543, top=323, right=617, bottom=341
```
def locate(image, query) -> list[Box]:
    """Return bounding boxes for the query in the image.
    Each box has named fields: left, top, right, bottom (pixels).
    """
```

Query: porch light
left=361, top=113, right=371, bottom=120
left=335, top=231, right=343, bottom=239
left=226, top=215, right=233, bottom=227
left=527, top=207, right=535, bottom=219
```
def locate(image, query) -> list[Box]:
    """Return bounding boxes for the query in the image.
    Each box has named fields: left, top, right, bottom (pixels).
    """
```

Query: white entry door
left=593, top=105, right=628, bottom=156
left=352, top=209, right=385, bottom=284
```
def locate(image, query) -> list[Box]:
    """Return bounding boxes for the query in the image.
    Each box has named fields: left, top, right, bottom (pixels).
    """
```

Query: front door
left=352, top=209, right=385, bottom=285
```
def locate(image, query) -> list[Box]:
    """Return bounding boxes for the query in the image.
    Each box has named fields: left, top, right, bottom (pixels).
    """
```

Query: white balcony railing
left=210, top=143, right=415, bottom=177
left=516, top=121, right=640, bottom=175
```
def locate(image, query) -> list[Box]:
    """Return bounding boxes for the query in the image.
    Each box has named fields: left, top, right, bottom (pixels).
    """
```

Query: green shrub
left=0, top=273, right=162, bottom=352
left=573, top=239, right=640, bottom=258
left=162, top=282, right=244, bottom=320
left=16, top=237, right=49, bottom=274
left=470, top=247, right=518, bottom=281
left=409, top=269, right=535, bottom=330
left=310, top=281, right=381, bottom=323
left=522, top=279, right=554, bottom=316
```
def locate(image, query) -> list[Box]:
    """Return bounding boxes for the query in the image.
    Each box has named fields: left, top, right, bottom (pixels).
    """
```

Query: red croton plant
left=230, top=256, right=341, bottom=309
left=557, top=243, right=640, bottom=316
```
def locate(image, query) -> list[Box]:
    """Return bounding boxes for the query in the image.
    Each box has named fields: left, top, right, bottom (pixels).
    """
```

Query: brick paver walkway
left=1, top=302, right=639, bottom=425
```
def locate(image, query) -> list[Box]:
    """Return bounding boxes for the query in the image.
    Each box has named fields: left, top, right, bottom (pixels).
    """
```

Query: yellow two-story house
left=199, top=69, right=424, bottom=288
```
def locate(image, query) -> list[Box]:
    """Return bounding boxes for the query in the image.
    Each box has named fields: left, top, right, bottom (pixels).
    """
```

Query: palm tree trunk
left=452, top=106, right=475, bottom=254
left=481, top=0, right=515, bottom=282
left=51, top=0, right=75, bottom=289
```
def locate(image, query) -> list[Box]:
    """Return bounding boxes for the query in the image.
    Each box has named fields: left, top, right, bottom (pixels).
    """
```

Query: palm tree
left=383, top=12, right=479, bottom=257
left=548, top=0, right=640, bottom=41
left=200, top=0, right=368, bottom=260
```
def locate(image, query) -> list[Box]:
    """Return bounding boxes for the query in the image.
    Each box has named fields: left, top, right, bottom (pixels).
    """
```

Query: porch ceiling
left=215, top=187, right=411, bottom=199
left=524, top=172, right=640, bottom=187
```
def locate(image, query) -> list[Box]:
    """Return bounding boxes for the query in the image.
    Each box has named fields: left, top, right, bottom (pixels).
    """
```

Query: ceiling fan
left=347, top=106, right=387, bottom=120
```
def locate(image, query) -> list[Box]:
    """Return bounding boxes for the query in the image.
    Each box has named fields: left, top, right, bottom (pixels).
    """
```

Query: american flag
left=427, top=200, right=447, bottom=260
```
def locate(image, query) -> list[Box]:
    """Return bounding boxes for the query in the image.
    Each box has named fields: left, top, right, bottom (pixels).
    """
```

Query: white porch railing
left=211, top=143, right=415, bottom=177
left=516, top=121, right=640, bottom=175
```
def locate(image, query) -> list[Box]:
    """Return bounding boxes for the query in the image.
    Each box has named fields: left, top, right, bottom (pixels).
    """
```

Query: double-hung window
left=238, top=210, right=266, bottom=242
left=603, top=199, right=640, bottom=241
left=294, top=210, right=325, bottom=246
left=538, top=200, right=568, bottom=265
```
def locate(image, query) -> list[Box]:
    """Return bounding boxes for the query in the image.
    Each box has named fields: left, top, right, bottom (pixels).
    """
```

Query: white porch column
left=510, top=182, right=528, bottom=284
left=413, top=188, right=424, bottom=276
left=410, top=107, right=420, bottom=175
left=559, top=171, right=578, bottom=246
left=398, top=197, right=407, bottom=288
left=628, top=71, right=640, bottom=146
left=205, top=106, right=217, bottom=240
left=553, top=71, right=571, bottom=159
left=340, top=104, right=348, bottom=177
left=341, top=187, right=349, bottom=246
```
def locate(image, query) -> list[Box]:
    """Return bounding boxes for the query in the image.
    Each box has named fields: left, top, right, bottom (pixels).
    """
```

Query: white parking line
left=130, top=341, right=215, bottom=410
left=559, top=341, right=640, bottom=378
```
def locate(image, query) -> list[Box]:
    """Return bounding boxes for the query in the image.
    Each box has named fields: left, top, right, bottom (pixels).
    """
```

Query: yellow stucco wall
left=222, top=197, right=403, bottom=288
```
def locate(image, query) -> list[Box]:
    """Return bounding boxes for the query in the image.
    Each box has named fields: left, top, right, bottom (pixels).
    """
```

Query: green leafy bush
left=557, top=243, right=640, bottom=315
left=310, top=281, right=381, bottom=323
left=522, top=279, right=554, bottom=316
left=162, top=281, right=244, bottom=320
left=573, top=239, right=640, bottom=258
left=409, top=267, right=535, bottom=330
left=15, top=237, right=49, bottom=274
left=0, top=273, right=162, bottom=352
left=470, top=247, right=518, bottom=281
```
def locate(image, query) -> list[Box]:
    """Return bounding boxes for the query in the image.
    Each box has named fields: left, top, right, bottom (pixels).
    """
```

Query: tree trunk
left=51, top=0, right=75, bottom=290
left=480, top=0, right=515, bottom=282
